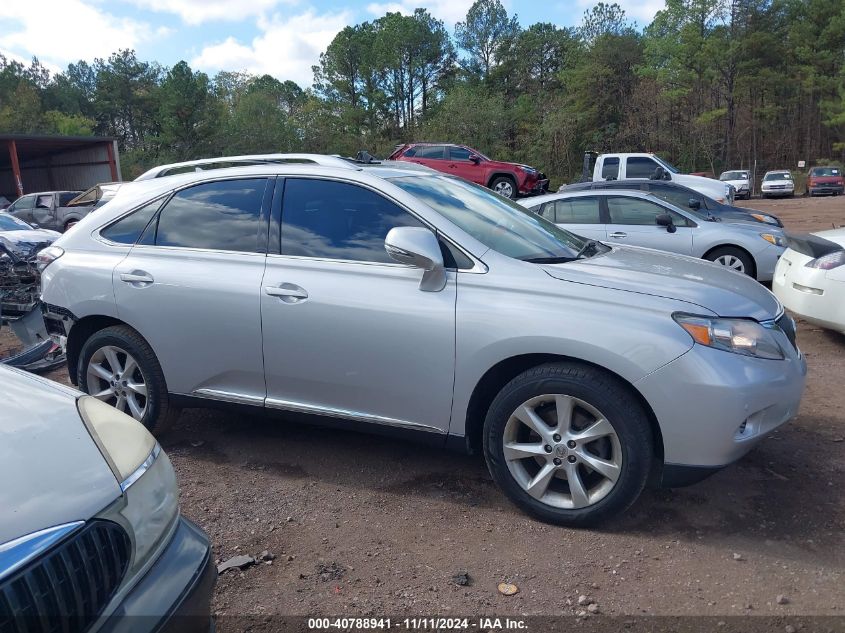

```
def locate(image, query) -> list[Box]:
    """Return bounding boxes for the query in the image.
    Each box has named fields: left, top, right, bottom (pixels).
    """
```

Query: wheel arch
left=66, top=315, right=133, bottom=385
left=702, top=243, right=757, bottom=278
left=462, top=353, right=664, bottom=466
left=486, top=172, right=519, bottom=189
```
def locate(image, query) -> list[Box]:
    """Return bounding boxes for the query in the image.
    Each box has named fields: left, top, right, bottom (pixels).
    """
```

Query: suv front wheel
left=78, top=325, right=179, bottom=433
left=483, top=362, right=653, bottom=527
left=490, top=176, right=518, bottom=199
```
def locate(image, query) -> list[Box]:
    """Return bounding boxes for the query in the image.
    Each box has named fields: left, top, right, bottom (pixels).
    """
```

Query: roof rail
left=134, top=153, right=359, bottom=181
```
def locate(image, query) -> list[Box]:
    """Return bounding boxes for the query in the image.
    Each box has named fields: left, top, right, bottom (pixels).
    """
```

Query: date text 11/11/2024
left=307, top=617, right=528, bottom=630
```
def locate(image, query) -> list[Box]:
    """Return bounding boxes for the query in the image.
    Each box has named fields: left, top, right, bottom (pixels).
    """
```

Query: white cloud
left=0, top=0, right=163, bottom=69
left=129, top=0, right=298, bottom=26
left=191, top=9, right=352, bottom=87
left=365, top=0, right=475, bottom=25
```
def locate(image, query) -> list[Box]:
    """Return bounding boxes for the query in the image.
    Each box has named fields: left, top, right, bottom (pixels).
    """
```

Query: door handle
left=120, top=271, right=154, bottom=284
left=609, top=232, right=627, bottom=239
left=265, top=283, right=308, bottom=303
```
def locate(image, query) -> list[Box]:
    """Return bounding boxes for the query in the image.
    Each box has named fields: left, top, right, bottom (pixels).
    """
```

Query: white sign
left=798, top=160, right=806, bottom=168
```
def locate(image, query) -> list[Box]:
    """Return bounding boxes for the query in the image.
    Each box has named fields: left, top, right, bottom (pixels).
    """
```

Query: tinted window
left=626, top=157, right=660, bottom=178
left=415, top=145, right=446, bottom=159
left=155, top=179, right=266, bottom=252
left=552, top=198, right=601, bottom=224
left=101, top=199, right=162, bottom=244
left=810, top=167, right=840, bottom=176
left=601, top=158, right=619, bottom=180
left=281, top=179, right=425, bottom=263
left=403, top=147, right=417, bottom=157
left=764, top=172, right=791, bottom=181
left=607, top=196, right=688, bottom=226
left=449, top=147, right=472, bottom=161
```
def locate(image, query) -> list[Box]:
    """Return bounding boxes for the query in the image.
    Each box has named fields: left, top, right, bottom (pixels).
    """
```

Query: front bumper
left=762, top=186, right=794, bottom=196
left=809, top=184, right=843, bottom=196
left=99, top=517, right=215, bottom=633
left=521, top=174, right=550, bottom=195
left=636, top=333, right=806, bottom=473
left=773, top=253, right=845, bottom=334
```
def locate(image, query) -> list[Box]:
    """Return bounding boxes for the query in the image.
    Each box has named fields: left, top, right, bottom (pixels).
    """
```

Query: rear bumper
left=773, top=254, right=845, bottom=334
left=99, top=517, right=215, bottom=633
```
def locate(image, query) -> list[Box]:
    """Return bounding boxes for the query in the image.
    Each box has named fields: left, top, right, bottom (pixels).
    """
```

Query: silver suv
left=40, top=159, right=807, bottom=526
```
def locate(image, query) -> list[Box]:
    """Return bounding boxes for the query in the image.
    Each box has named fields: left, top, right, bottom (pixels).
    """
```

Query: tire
left=63, top=220, right=77, bottom=232
left=705, top=246, right=755, bottom=277
left=490, top=176, right=518, bottom=199
left=78, top=325, right=180, bottom=433
left=483, top=362, right=653, bottom=527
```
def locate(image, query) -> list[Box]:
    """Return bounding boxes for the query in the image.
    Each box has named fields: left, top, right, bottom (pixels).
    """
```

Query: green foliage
left=0, top=0, right=844, bottom=185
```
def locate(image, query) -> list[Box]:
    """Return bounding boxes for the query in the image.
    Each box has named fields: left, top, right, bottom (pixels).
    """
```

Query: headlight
left=760, top=233, right=786, bottom=247
left=749, top=213, right=778, bottom=225
left=806, top=250, right=845, bottom=270
left=673, top=313, right=785, bottom=360
left=77, top=396, right=178, bottom=566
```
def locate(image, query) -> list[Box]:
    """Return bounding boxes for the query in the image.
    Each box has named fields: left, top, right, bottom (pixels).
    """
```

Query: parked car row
left=719, top=165, right=844, bottom=198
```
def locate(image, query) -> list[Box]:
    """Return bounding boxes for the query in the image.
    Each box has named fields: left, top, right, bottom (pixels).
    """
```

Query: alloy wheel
left=86, top=345, right=148, bottom=420
left=502, top=394, right=622, bottom=509
left=494, top=181, right=514, bottom=198
left=714, top=254, right=746, bottom=272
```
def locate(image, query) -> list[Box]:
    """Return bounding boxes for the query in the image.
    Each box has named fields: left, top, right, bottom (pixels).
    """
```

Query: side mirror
left=655, top=213, right=677, bottom=233
left=384, top=227, right=447, bottom=292
left=688, top=198, right=701, bottom=210
left=470, top=155, right=481, bottom=165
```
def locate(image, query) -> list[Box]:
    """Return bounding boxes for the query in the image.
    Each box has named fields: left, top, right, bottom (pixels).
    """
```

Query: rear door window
left=601, top=158, right=619, bottom=180
left=154, top=179, right=268, bottom=253
left=552, top=198, right=602, bottom=224
left=100, top=199, right=162, bottom=244
left=415, top=146, right=446, bottom=160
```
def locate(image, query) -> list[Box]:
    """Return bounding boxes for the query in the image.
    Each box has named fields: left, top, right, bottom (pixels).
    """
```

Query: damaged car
left=0, top=212, right=64, bottom=370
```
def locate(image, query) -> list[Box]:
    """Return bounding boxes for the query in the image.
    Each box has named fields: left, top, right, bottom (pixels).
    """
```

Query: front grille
left=0, top=521, right=130, bottom=633
left=777, top=313, right=797, bottom=350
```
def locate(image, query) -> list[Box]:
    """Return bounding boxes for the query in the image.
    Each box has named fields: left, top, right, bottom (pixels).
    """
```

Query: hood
left=812, top=227, right=845, bottom=249
left=723, top=178, right=749, bottom=188
left=763, top=178, right=793, bottom=186
left=492, top=159, right=538, bottom=172
left=0, top=228, right=60, bottom=256
left=672, top=174, right=729, bottom=199
left=542, top=245, right=781, bottom=321
left=0, top=366, right=121, bottom=544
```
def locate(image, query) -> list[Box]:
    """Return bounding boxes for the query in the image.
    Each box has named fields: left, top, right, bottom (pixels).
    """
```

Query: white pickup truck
left=585, top=152, right=734, bottom=204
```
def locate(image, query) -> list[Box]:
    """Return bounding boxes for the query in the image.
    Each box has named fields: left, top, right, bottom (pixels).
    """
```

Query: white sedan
left=773, top=227, right=845, bottom=334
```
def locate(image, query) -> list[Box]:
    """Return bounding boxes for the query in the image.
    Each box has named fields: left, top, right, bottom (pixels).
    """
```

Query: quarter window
left=280, top=179, right=425, bottom=263
left=101, top=199, right=162, bottom=244
left=625, top=157, right=661, bottom=179
left=154, top=179, right=267, bottom=252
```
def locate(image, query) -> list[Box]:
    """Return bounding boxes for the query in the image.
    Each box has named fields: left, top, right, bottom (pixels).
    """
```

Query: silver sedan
left=520, top=189, right=786, bottom=280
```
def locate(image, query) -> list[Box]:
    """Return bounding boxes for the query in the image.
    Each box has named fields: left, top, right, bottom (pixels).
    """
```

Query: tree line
left=1, top=0, right=843, bottom=184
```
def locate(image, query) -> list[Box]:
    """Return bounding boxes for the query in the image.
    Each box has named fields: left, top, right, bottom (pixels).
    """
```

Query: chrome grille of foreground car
left=0, top=521, right=130, bottom=633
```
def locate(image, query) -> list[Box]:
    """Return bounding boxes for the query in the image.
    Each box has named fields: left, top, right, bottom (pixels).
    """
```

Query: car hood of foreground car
left=0, top=367, right=121, bottom=544
left=0, top=228, right=61, bottom=255
left=542, top=245, right=781, bottom=321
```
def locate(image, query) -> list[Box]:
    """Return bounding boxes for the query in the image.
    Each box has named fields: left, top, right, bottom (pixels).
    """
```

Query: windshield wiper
left=575, top=239, right=601, bottom=259
left=521, top=256, right=576, bottom=264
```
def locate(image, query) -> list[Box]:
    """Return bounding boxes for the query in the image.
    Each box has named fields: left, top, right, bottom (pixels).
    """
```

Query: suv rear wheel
left=78, top=325, right=179, bottom=433
left=483, top=362, right=653, bottom=526
left=490, top=176, right=517, bottom=199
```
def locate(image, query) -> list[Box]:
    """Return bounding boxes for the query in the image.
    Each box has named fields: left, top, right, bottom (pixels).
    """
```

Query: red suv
left=389, top=143, right=549, bottom=199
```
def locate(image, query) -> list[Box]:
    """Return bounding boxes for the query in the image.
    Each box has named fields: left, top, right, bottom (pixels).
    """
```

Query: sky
left=0, top=0, right=665, bottom=88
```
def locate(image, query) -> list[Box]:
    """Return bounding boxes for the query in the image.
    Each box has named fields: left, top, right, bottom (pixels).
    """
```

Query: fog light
left=792, top=283, right=823, bottom=295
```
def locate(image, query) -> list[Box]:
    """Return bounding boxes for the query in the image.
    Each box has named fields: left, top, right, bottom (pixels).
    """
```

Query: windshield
left=810, top=167, right=840, bottom=177
left=654, top=156, right=680, bottom=174
left=764, top=172, right=791, bottom=181
left=390, top=175, right=588, bottom=262
left=0, top=213, right=32, bottom=231
left=720, top=171, right=748, bottom=181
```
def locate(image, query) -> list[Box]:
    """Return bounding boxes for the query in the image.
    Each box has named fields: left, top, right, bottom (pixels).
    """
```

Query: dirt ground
left=3, top=194, right=844, bottom=628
